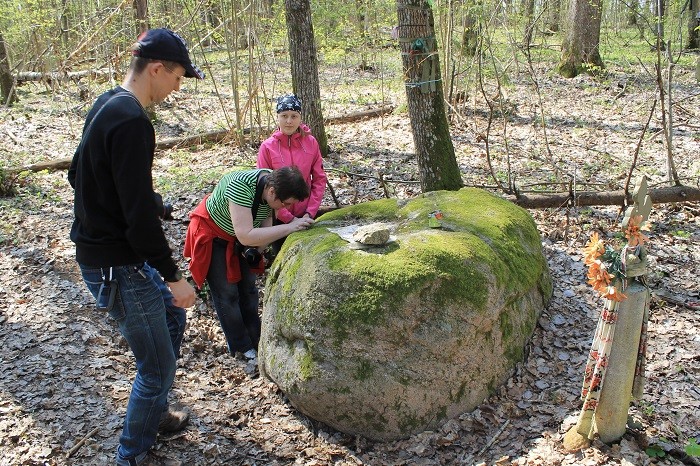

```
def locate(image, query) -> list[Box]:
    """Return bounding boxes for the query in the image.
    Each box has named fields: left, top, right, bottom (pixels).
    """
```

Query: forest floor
left=0, top=55, right=699, bottom=466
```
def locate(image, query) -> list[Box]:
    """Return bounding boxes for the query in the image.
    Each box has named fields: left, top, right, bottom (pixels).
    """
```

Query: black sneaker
left=158, top=405, right=189, bottom=433
left=234, top=349, right=257, bottom=361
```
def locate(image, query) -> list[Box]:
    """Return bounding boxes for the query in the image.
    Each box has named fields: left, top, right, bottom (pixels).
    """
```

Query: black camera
left=154, top=192, right=174, bottom=221
left=243, top=247, right=262, bottom=267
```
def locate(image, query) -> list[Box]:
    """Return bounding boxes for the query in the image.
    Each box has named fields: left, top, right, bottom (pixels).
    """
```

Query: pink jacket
left=256, top=124, right=327, bottom=223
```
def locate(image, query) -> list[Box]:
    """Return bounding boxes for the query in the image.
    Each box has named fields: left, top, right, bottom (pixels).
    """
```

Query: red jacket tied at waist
left=183, top=196, right=264, bottom=288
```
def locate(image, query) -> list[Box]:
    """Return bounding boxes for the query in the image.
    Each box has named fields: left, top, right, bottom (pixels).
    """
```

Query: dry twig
left=65, top=427, right=100, bottom=459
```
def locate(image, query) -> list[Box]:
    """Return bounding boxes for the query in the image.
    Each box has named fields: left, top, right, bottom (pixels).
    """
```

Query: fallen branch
left=652, top=289, right=700, bottom=310
left=510, top=185, right=700, bottom=208
left=17, top=158, right=73, bottom=172
left=477, top=419, right=510, bottom=457
left=156, top=105, right=395, bottom=149
left=156, top=128, right=245, bottom=150
left=16, top=69, right=116, bottom=84
left=324, top=105, right=395, bottom=124
left=10, top=106, right=397, bottom=174
left=11, top=129, right=247, bottom=173
left=65, top=427, right=100, bottom=459
left=325, top=167, right=420, bottom=184
left=459, top=419, right=511, bottom=464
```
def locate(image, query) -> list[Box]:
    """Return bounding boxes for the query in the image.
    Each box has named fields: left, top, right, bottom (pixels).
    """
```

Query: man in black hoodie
left=68, top=29, right=202, bottom=466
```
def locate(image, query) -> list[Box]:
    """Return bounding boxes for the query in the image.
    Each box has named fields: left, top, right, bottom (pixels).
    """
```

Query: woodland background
left=0, top=0, right=699, bottom=464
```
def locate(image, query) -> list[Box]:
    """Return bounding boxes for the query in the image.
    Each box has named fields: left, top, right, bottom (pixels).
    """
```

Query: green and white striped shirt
left=205, top=169, right=273, bottom=237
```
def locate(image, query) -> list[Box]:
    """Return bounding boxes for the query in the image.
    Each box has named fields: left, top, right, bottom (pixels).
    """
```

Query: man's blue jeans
left=206, top=238, right=260, bottom=354
left=79, top=262, right=186, bottom=464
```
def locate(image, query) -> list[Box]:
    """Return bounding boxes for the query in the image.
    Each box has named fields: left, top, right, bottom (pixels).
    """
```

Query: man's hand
left=289, top=216, right=314, bottom=232
left=168, top=278, right=196, bottom=308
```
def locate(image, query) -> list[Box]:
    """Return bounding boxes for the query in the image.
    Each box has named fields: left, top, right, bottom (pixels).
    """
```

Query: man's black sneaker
left=158, top=405, right=189, bottom=433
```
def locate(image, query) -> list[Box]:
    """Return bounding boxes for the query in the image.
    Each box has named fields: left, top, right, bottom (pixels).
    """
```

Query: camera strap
left=251, top=174, right=268, bottom=222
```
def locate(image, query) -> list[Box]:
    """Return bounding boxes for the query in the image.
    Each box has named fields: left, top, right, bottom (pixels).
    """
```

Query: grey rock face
left=259, top=188, right=552, bottom=441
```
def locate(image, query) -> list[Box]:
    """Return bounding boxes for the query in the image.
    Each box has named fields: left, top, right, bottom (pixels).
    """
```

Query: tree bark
left=653, top=0, right=666, bottom=48
left=522, top=0, right=536, bottom=45
left=354, top=0, right=370, bottom=69
left=284, top=0, right=329, bottom=156
left=558, top=0, right=604, bottom=77
left=0, top=31, right=16, bottom=106
left=397, top=0, right=462, bottom=192
left=60, top=0, right=69, bottom=49
left=688, top=0, right=700, bottom=49
left=545, top=0, right=561, bottom=32
left=134, top=0, right=149, bottom=34
left=627, top=0, right=638, bottom=26
left=461, top=10, right=478, bottom=57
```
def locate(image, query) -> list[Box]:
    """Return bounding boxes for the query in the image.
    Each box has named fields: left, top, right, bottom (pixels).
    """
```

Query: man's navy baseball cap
left=133, top=28, right=205, bottom=79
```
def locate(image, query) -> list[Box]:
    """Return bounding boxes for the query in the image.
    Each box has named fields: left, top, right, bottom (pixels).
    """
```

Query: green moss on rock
left=299, top=351, right=316, bottom=381
left=288, top=188, right=547, bottom=341
left=317, top=198, right=399, bottom=222
left=261, top=187, right=552, bottom=441
left=354, top=360, right=374, bottom=381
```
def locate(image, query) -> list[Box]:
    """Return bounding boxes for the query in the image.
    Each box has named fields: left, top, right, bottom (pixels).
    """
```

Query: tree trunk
left=545, top=0, right=561, bottom=33
left=284, top=0, right=329, bottom=156
left=688, top=0, right=700, bottom=49
left=627, top=0, right=638, bottom=26
left=60, top=0, right=69, bottom=49
left=653, top=0, right=666, bottom=49
left=522, top=0, right=536, bottom=46
left=354, top=0, right=370, bottom=69
left=461, top=9, right=479, bottom=57
left=558, top=0, right=604, bottom=77
left=260, top=0, right=274, bottom=17
left=134, top=0, right=149, bottom=34
left=397, top=0, right=462, bottom=192
left=0, top=31, right=16, bottom=106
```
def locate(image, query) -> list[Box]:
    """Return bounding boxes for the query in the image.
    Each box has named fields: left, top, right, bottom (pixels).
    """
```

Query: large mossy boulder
left=259, top=188, right=552, bottom=441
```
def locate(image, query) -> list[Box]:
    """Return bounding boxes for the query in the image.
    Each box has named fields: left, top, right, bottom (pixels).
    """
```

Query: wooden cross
left=621, top=175, right=652, bottom=278
left=622, top=175, right=652, bottom=229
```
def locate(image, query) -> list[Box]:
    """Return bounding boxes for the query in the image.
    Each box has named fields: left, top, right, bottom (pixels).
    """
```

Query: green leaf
left=645, top=445, right=666, bottom=458
left=686, top=439, right=700, bottom=457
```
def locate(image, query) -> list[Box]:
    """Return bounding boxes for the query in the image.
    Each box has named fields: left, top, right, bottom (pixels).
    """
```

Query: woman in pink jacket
left=257, top=94, right=327, bottom=252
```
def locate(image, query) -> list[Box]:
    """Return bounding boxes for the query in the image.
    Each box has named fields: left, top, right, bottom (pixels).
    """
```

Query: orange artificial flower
left=602, top=285, right=627, bottom=302
left=583, top=232, right=605, bottom=265
left=625, top=215, right=650, bottom=247
left=587, top=261, right=612, bottom=294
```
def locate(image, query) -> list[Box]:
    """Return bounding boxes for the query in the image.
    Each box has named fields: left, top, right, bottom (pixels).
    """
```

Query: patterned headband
left=276, top=94, right=302, bottom=113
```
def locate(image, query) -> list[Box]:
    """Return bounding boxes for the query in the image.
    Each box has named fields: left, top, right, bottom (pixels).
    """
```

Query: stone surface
left=259, top=188, right=552, bottom=441
left=352, top=223, right=391, bottom=245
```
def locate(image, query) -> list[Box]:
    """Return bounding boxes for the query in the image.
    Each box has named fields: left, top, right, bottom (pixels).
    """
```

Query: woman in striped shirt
left=184, top=166, right=313, bottom=361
